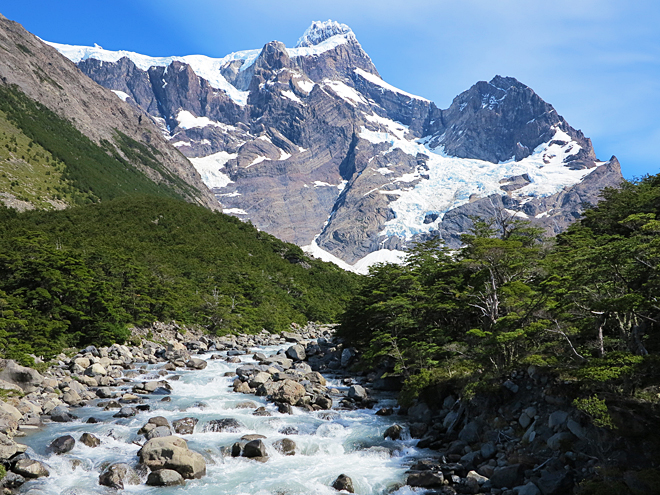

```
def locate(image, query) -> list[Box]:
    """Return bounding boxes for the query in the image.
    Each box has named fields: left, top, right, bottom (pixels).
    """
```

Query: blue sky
left=3, top=0, right=659, bottom=179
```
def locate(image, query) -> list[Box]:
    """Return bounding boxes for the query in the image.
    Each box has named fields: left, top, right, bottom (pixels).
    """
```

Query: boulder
left=172, top=417, right=198, bottom=435
left=459, top=421, right=480, bottom=444
left=146, top=426, right=173, bottom=439
left=536, top=470, right=573, bottom=495
left=286, top=345, right=306, bottom=361
left=384, top=425, right=403, bottom=440
left=139, top=436, right=206, bottom=479
left=0, top=401, right=22, bottom=422
left=99, top=463, right=140, bottom=489
left=548, top=410, right=569, bottom=429
left=113, top=407, right=137, bottom=418
left=491, top=464, right=522, bottom=489
left=204, top=418, right=244, bottom=433
left=14, top=459, right=50, bottom=479
left=186, top=358, right=207, bottom=370
left=0, top=360, right=44, bottom=393
left=332, top=474, right=354, bottom=493
left=273, top=438, right=296, bottom=456
left=272, top=379, right=306, bottom=405
left=49, top=406, right=77, bottom=423
left=0, top=471, right=25, bottom=489
left=546, top=432, right=575, bottom=450
left=79, top=433, right=100, bottom=448
left=340, top=348, right=356, bottom=367
left=146, top=469, right=185, bottom=486
left=408, top=471, right=444, bottom=487
left=48, top=435, right=75, bottom=454
left=0, top=432, right=21, bottom=460
left=250, top=372, right=272, bottom=388
left=514, top=482, right=541, bottom=495
left=84, top=363, right=107, bottom=377
left=243, top=439, right=267, bottom=458
left=347, top=385, right=367, bottom=401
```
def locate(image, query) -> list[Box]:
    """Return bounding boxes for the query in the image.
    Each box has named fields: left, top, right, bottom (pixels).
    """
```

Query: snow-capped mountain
left=48, top=20, right=622, bottom=271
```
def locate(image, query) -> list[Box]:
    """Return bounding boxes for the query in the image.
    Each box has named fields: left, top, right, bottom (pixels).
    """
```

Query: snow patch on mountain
left=303, top=237, right=406, bottom=275
left=111, top=90, right=130, bottom=102
left=175, top=110, right=237, bottom=131
left=355, top=68, right=430, bottom=102
left=295, top=20, right=354, bottom=48
left=323, top=80, right=368, bottom=106
left=189, top=151, right=236, bottom=189
left=356, top=115, right=603, bottom=240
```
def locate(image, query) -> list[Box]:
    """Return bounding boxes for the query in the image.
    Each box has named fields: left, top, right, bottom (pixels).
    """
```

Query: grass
left=0, top=110, right=80, bottom=208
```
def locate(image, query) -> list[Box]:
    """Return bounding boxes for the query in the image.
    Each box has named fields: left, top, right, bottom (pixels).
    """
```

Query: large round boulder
left=138, top=436, right=206, bottom=479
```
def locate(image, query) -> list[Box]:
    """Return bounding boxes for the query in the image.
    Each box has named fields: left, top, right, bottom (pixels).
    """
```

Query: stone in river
left=172, top=417, right=198, bottom=435
left=48, top=435, right=75, bottom=454
left=332, top=474, right=354, bottom=493
left=98, top=463, right=140, bottom=489
left=79, top=433, right=100, bottom=448
left=146, top=469, right=185, bottom=486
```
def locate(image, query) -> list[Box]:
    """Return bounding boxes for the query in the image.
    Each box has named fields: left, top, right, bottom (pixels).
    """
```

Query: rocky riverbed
left=0, top=322, right=656, bottom=495
left=0, top=323, right=426, bottom=494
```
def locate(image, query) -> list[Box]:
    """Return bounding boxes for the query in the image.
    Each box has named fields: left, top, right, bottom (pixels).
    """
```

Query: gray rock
left=50, top=406, right=76, bottom=423
left=139, top=435, right=206, bottom=479
left=480, top=441, right=497, bottom=460
left=146, top=469, right=185, bottom=486
left=1, top=471, right=25, bottom=489
left=204, top=418, right=244, bottom=433
left=113, top=406, right=137, bottom=418
left=546, top=431, right=575, bottom=450
left=490, top=464, right=522, bottom=489
left=172, top=417, right=198, bottom=435
left=332, top=474, right=355, bottom=493
left=186, top=358, right=207, bottom=370
left=48, top=435, right=75, bottom=454
left=514, top=482, right=541, bottom=495
left=99, top=463, right=140, bottom=489
left=14, top=459, right=50, bottom=479
left=340, top=348, right=356, bottom=367
left=503, top=380, right=519, bottom=394
left=146, top=426, right=173, bottom=439
left=285, top=344, right=306, bottom=361
left=407, top=471, right=444, bottom=487
left=547, top=410, right=568, bottom=428
left=0, top=360, right=44, bottom=393
left=79, top=432, right=100, bottom=448
left=347, top=385, right=367, bottom=400
left=536, top=470, right=573, bottom=495
left=458, top=421, right=480, bottom=444
left=273, top=438, right=296, bottom=456
left=384, top=424, right=402, bottom=440
left=243, top=439, right=267, bottom=458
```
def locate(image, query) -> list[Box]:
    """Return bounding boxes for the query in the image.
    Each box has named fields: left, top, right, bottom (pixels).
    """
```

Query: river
left=17, top=344, right=428, bottom=494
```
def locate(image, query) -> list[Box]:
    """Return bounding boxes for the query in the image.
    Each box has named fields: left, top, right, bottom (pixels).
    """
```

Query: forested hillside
left=0, top=196, right=358, bottom=364
left=339, top=174, right=660, bottom=411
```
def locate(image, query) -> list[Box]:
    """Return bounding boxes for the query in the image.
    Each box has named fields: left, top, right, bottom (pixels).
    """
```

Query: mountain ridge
left=46, top=20, right=623, bottom=269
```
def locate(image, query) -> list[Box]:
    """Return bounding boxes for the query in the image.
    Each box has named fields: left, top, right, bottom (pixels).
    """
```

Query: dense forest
left=339, top=174, right=660, bottom=414
left=0, top=196, right=358, bottom=364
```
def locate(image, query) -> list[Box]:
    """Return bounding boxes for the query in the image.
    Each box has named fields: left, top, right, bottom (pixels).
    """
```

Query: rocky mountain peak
left=254, top=41, right=292, bottom=72
left=295, top=20, right=355, bottom=48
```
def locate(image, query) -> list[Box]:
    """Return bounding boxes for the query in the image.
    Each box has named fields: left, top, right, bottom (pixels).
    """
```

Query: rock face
left=0, top=16, right=218, bottom=211
left=51, top=20, right=623, bottom=268
left=139, top=435, right=206, bottom=479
